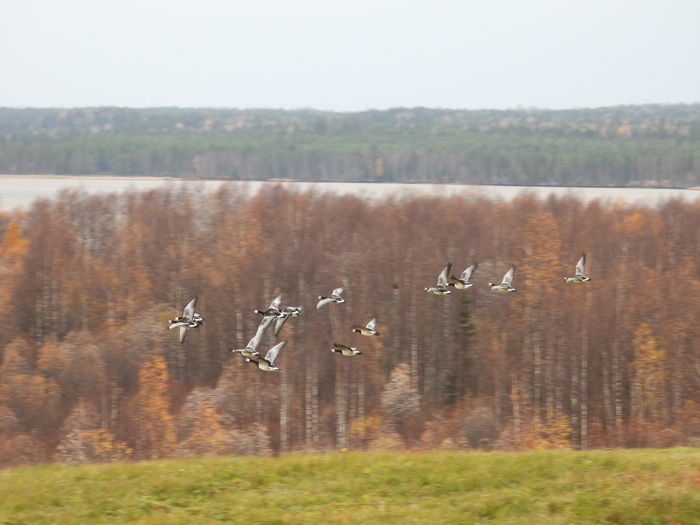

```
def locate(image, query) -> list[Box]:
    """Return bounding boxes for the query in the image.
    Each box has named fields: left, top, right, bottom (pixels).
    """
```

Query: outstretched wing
left=179, top=325, right=189, bottom=344
left=576, top=254, right=586, bottom=276
left=265, top=341, right=287, bottom=365
left=247, top=329, right=264, bottom=351
left=502, top=266, right=516, bottom=286
left=257, top=314, right=275, bottom=334
left=461, top=263, right=478, bottom=283
left=332, top=287, right=344, bottom=297
left=437, top=262, right=452, bottom=287
left=183, top=296, right=198, bottom=319
left=269, top=293, right=283, bottom=310
left=274, top=315, right=288, bottom=337
left=317, top=297, right=332, bottom=310
left=366, top=317, right=377, bottom=331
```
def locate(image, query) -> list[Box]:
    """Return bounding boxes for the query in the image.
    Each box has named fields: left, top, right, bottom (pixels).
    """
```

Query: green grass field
left=3, top=448, right=700, bottom=524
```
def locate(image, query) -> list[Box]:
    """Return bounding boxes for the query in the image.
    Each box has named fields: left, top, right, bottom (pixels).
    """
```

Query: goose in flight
left=168, top=296, right=204, bottom=344
left=317, top=287, right=345, bottom=309
left=489, top=266, right=517, bottom=292
left=254, top=293, right=284, bottom=333
left=565, top=253, right=591, bottom=283
left=230, top=329, right=264, bottom=359
left=352, top=316, right=380, bottom=336
left=331, top=343, right=362, bottom=356
left=450, top=263, right=478, bottom=289
left=424, top=262, right=452, bottom=295
left=246, top=341, right=286, bottom=371
left=274, top=306, right=303, bottom=336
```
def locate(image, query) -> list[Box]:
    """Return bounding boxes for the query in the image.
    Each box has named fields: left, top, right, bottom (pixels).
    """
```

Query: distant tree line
left=2, top=185, right=700, bottom=467
left=1, top=105, right=700, bottom=187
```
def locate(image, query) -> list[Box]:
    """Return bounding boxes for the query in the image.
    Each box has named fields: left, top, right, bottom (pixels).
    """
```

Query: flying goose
left=331, top=343, right=362, bottom=356
left=230, top=329, right=264, bottom=359
left=424, top=262, right=452, bottom=295
left=489, top=266, right=517, bottom=292
left=168, top=296, right=204, bottom=344
left=450, top=263, right=478, bottom=289
left=317, top=287, right=345, bottom=309
left=565, top=253, right=591, bottom=283
left=274, top=306, right=303, bottom=336
left=254, top=293, right=284, bottom=333
left=352, top=316, right=380, bottom=336
left=246, top=341, right=286, bottom=371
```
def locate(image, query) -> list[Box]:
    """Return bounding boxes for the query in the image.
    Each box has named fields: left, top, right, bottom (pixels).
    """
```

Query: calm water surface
left=1, top=177, right=698, bottom=211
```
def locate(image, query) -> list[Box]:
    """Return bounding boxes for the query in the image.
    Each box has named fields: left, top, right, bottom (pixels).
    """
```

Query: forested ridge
left=1, top=185, right=700, bottom=467
left=2, top=105, right=700, bottom=186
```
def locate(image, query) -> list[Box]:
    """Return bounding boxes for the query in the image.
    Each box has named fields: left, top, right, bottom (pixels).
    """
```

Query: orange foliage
left=1, top=186, right=700, bottom=462
left=0, top=219, right=27, bottom=263
left=178, top=399, right=231, bottom=458
left=496, top=382, right=572, bottom=451
left=137, top=352, right=177, bottom=460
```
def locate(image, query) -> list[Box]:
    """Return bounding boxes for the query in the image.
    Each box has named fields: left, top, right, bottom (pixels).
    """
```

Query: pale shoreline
left=2, top=176, right=700, bottom=212
left=0, top=174, right=179, bottom=180
left=2, top=174, right=699, bottom=191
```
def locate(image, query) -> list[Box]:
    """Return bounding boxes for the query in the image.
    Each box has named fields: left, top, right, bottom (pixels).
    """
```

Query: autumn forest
left=1, top=184, right=700, bottom=468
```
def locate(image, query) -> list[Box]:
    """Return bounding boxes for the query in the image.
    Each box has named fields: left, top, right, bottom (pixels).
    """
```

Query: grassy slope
left=3, top=449, right=700, bottom=524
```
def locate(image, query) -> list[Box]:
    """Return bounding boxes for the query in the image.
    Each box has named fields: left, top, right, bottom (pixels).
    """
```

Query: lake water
left=1, top=176, right=699, bottom=212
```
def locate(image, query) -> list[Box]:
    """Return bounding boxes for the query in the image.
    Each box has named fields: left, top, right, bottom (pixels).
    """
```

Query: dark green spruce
left=1, top=105, right=700, bottom=187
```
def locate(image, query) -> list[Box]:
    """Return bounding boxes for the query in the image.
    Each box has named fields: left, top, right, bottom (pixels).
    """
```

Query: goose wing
left=268, top=293, right=283, bottom=310
left=257, top=314, right=275, bottom=334
left=333, top=343, right=353, bottom=352
left=317, top=297, right=333, bottom=309
left=461, top=263, right=478, bottom=283
left=169, top=321, right=187, bottom=330
left=274, top=315, right=289, bottom=337
left=265, top=341, right=286, bottom=365
left=183, top=296, right=198, bottom=319
left=437, top=262, right=452, bottom=287
left=575, top=254, right=586, bottom=276
left=247, top=329, right=264, bottom=350
left=366, top=317, right=378, bottom=331
left=179, top=325, right=189, bottom=344
left=502, top=266, right=516, bottom=286
left=332, top=287, right=344, bottom=298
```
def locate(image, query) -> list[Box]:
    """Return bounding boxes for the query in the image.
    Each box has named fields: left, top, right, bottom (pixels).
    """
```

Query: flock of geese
left=167, top=254, right=591, bottom=371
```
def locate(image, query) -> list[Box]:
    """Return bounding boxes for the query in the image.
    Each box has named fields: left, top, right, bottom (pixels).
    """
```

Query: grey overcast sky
left=2, top=0, right=699, bottom=111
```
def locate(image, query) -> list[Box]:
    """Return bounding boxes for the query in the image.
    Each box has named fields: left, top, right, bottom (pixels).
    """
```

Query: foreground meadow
left=3, top=449, right=700, bottom=524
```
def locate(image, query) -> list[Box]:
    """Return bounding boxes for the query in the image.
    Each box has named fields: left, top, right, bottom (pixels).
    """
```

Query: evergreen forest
left=1, top=184, right=700, bottom=467
left=2, top=104, right=700, bottom=186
